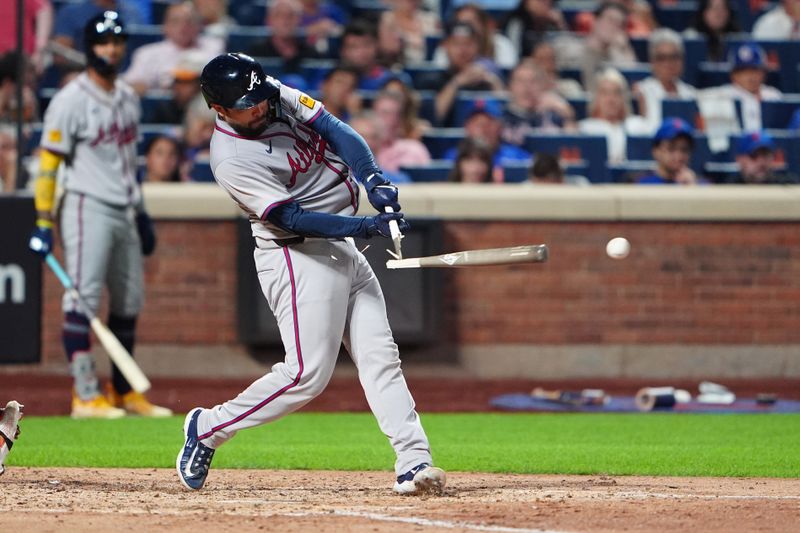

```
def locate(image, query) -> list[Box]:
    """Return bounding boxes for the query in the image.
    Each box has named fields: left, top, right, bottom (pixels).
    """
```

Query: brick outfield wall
left=40, top=219, right=800, bottom=363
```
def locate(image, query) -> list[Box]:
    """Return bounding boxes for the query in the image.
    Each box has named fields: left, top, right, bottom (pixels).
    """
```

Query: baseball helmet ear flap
left=83, top=11, right=127, bottom=77
left=200, top=53, right=281, bottom=116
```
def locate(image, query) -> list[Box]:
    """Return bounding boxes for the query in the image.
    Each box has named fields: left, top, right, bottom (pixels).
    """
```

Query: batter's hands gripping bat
left=386, top=244, right=548, bottom=269
left=385, top=206, right=403, bottom=260
left=44, top=254, right=152, bottom=393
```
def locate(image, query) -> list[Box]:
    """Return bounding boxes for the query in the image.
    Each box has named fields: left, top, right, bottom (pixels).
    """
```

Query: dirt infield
left=1, top=468, right=798, bottom=532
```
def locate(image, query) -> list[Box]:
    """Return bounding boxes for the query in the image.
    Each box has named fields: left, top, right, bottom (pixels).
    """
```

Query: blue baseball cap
left=465, top=99, right=504, bottom=120
left=653, top=117, right=694, bottom=144
left=729, top=42, right=767, bottom=71
left=736, top=130, right=776, bottom=156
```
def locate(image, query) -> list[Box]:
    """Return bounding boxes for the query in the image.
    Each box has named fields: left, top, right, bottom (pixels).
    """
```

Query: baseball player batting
left=28, top=11, right=171, bottom=419
left=176, top=53, right=446, bottom=495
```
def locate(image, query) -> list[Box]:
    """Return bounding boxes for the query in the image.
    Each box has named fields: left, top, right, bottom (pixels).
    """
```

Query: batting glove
left=367, top=212, right=410, bottom=238
left=365, top=173, right=400, bottom=213
left=28, top=222, right=53, bottom=257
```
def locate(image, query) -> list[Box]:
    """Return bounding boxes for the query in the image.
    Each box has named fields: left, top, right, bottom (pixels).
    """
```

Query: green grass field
left=10, top=413, right=800, bottom=477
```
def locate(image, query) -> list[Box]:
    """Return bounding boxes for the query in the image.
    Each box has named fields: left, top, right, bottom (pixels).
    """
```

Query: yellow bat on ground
left=45, top=254, right=151, bottom=393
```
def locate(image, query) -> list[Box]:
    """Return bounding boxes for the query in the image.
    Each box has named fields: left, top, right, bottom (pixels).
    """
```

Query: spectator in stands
left=181, top=95, right=216, bottom=180
left=378, top=0, right=441, bottom=65
left=0, top=125, right=18, bottom=191
left=529, top=41, right=584, bottom=99
left=349, top=110, right=412, bottom=184
left=0, top=0, right=53, bottom=74
left=752, top=0, right=800, bottom=40
left=448, top=137, right=496, bottom=183
left=554, top=2, right=637, bottom=93
left=249, top=0, right=319, bottom=80
left=141, top=135, right=183, bottom=183
left=502, top=60, right=576, bottom=146
left=444, top=100, right=531, bottom=178
left=299, top=0, right=348, bottom=55
left=194, top=0, right=234, bottom=41
left=728, top=131, right=798, bottom=184
left=124, top=2, right=223, bottom=95
left=574, top=0, right=657, bottom=38
left=318, top=64, right=361, bottom=121
left=149, top=52, right=206, bottom=125
left=51, top=1, right=143, bottom=55
left=380, top=77, right=431, bottom=140
left=637, top=117, right=703, bottom=184
left=528, top=152, right=564, bottom=183
left=684, top=0, right=740, bottom=61
left=633, top=29, right=697, bottom=132
left=704, top=43, right=781, bottom=131
left=502, top=0, right=567, bottom=58
left=371, top=90, right=432, bottom=174
left=579, top=68, right=649, bottom=164
left=527, top=152, right=592, bottom=185
left=433, top=4, right=517, bottom=69
left=339, top=20, right=411, bottom=91
left=416, top=22, right=505, bottom=126
left=0, top=52, right=39, bottom=126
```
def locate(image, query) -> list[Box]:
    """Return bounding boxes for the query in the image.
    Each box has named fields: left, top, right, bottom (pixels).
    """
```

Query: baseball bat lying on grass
left=386, top=244, right=548, bottom=269
left=45, top=254, right=152, bottom=393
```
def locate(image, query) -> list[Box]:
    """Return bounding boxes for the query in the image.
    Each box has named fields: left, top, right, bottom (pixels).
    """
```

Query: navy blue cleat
left=176, top=408, right=215, bottom=490
left=393, top=463, right=446, bottom=495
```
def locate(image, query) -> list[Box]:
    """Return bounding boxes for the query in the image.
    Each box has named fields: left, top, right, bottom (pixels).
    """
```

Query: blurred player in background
left=176, top=53, right=445, bottom=496
left=27, top=11, right=171, bottom=419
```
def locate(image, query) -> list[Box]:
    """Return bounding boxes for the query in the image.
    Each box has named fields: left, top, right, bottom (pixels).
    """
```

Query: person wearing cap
left=706, top=42, right=781, bottom=131
left=443, top=99, right=531, bottom=181
left=637, top=117, right=704, bottom=184
left=752, top=0, right=800, bottom=39
left=148, top=51, right=206, bottom=124
left=123, top=2, right=223, bottom=95
left=415, top=21, right=505, bottom=126
left=727, top=130, right=798, bottom=184
left=501, top=59, right=575, bottom=146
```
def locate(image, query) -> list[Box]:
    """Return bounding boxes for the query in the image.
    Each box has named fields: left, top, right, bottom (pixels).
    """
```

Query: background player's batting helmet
left=200, top=53, right=281, bottom=110
left=83, top=11, right=127, bottom=76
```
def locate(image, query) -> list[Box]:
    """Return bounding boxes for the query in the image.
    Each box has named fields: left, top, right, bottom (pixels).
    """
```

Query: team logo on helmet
left=247, top=71, right=261, bottom=91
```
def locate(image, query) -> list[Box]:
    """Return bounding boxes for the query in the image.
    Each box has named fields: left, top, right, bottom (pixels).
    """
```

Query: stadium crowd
left=2, top=0, right=800, bottom=190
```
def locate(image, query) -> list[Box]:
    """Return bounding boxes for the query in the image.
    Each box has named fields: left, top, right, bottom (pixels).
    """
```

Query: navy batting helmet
left=200, top=53, right=281, bottom=111
left=83, top=11, right=127, bottom=76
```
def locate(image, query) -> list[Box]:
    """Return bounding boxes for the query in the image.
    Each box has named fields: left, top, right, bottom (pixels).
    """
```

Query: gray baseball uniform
left=195, top=82, right=434, bottom=476
left=40, top=71, right=143, bottom=316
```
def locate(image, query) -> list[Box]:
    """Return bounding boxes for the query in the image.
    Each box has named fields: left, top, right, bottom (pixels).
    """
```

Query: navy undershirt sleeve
left=309, top=110, right=385, bottom=186
left=267, top=200, right=371, bottom=239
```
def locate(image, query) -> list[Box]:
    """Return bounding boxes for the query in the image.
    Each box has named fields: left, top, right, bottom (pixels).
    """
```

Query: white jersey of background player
left=176, top=53, right=446, bottom=496
left=28, top=12, right=171, bottom=419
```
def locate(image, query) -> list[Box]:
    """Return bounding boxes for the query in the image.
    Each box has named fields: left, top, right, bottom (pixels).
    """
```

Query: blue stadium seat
left=524, top=134, right=609, bottom=182
left=150, top=0, right=172, bottom=25
left=661, top=99, right=702, bottom=128
left=227, top=27, right=271, bottom=54
left=425, top=34, right=443, bottom=62
left=300, top=59, right=337, bottom=90
left=229, top=0, right=268, bottom=26
left=607, top=160, right=656, bottom=183
left=731, top=0, right=772, bottom=32
left=418, top=91, right=437, bottom=124
left=567, top=97, right=589, bottom=121
left=421, top=128, right=464, bottom=159
left=140, top=91, right=174, bottom=124
left=764, top=130, right=800, bottom=174
left=682, top=37, right=708, bottom=86
left=502, top=163, right=529, bottom=183
left=189, top=159, right=215, bottom=182
left=400, top=160, right=454, bottom=182
left=652, top=2, right=697, bottom=32
left=126, top=24, right=164, bottom=52
left=619, top=64, right=652, bottom=86
left=630, top=37, right=648, bottom=63
left=761, top=97, right=800, bottom=130
left=139, top=124, right=179, bottom=156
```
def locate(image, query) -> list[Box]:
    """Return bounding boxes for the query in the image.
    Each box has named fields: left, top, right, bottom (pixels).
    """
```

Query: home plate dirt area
left=1, top=469, right=797, bottom=532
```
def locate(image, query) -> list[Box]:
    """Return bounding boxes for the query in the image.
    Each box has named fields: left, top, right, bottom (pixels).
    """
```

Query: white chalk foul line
left=286, top=509, right=570, bottom=533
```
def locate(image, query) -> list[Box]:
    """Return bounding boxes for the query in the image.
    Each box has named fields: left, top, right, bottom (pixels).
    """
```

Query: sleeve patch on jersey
left=47, top=130, right=62, bottom=143
left=299, top=94, right=317, bottom=110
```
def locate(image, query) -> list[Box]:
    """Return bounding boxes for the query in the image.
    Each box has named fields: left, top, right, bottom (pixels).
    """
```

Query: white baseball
left=606, top=237, right=630, bottom=259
